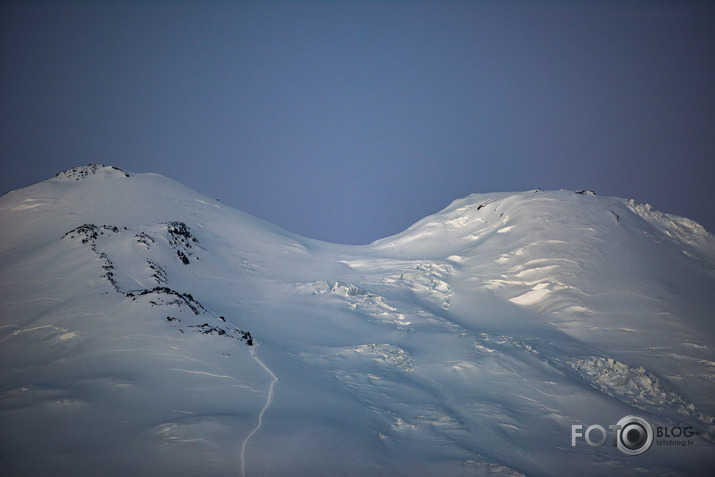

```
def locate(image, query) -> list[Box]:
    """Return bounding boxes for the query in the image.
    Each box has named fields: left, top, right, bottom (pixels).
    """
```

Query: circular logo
left=616, top=415, right=653, bottom=456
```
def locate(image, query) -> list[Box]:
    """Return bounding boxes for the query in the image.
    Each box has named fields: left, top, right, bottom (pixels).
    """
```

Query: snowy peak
left=0, top=164, right=307, bottom=259
left=1, top=166, right=714, bottom=476
left=372, top=189, right=714, bottom=261
left=366, top=187, right=715, bottom=355
left=371, top=189, right=619, bottom=257
left=52, top=164, right=131, bottom=181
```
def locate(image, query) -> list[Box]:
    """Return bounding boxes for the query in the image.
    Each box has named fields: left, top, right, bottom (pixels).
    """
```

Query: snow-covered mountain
left=1, top=165, right=714, bottom=476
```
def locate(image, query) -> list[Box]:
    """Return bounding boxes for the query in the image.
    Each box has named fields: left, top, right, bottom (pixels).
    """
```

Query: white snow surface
left=1, top=165, right=714, bottom=476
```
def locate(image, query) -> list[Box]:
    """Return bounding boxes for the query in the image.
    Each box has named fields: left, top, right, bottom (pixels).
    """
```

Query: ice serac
left=1, top=165, right=714, bottom=476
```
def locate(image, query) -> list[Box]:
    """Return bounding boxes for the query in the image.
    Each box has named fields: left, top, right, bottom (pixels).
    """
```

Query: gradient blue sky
left=2, top=1, right=714, bottom=244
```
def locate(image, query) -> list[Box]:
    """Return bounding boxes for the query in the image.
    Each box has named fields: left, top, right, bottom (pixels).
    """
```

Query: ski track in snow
left=240, top=345, right=278, bottom=477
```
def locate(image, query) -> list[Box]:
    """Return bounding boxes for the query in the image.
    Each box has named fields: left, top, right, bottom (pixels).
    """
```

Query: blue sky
left=2, top=1, right=714, bottom=244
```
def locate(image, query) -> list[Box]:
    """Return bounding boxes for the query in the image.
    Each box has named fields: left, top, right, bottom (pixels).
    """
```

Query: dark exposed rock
left=177, top=250, right=190, bottom=265
left=109, top=166, right=131, bottom=177
left=147, top=260, right=167, bottom=284
left=63, top=224, right=119, bottom=245
left=98, top=252, right=119, bottom=290
left=62, top=222, right=253, bottom=347
left=165, top=221, right=198, bottom=245
left=126, top=287, right=206, bottom=315
left=136, top=232, right=154, bottom=248
left=54, top=164, right=102, bottom=180
left=53, top=164, right=131, bottom=180
left=188, top=322, right=253, bottom=345
left=164, top=221, right=202, bottom=262
left=63, top=224, right=99, bottom=242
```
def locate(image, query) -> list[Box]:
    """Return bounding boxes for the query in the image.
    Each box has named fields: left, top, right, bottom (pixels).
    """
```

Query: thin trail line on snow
left=240, top=345, right=278, bottom=477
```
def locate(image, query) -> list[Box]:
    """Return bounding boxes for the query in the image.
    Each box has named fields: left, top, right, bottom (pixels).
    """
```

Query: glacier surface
left=1, top=165, right=714, bottom=476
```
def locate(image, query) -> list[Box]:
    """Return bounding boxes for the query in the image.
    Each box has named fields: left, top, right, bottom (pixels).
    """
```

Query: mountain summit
left=1, top=165, right=714, bottom=476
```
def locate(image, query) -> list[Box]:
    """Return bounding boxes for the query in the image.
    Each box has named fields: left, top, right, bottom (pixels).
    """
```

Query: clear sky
left=2, top=1, right=714, bottom=244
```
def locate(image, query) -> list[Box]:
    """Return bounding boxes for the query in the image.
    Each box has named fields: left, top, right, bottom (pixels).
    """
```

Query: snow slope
left=1, top=165, right=714, bottom=476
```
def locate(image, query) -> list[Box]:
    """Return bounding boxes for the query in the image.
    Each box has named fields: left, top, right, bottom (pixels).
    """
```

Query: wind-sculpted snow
left=1, top=166, right=715, bottom=476
left=484, top=245, right=593, bottom=315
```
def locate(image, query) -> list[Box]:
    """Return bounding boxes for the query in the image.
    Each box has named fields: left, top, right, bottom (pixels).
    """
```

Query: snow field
left=1, top=166, right=714, bottom=475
